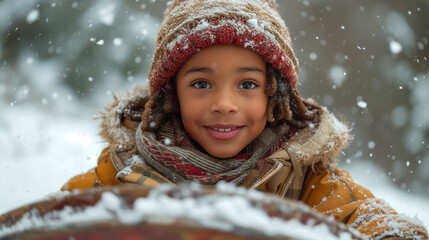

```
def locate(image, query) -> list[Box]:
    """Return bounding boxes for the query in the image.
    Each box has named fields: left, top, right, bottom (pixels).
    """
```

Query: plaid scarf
left=135, top=121, right=290, bottom=185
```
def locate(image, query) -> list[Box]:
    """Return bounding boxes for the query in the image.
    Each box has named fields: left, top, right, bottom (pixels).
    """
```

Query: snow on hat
left=148, top=0, right=299, bottom=95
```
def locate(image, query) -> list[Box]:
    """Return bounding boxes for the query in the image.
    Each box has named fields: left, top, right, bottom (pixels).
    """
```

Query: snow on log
left=0, top=183, right=365, bottom=240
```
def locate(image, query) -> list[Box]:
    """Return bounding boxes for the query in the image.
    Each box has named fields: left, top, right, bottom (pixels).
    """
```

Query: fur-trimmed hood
left=98, top=86, right=352, bottom=168
left=99, top=86, right=150, bottom=149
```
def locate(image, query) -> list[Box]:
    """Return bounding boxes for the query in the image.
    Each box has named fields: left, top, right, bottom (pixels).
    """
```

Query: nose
left=210, top=88, right=239, bottom=114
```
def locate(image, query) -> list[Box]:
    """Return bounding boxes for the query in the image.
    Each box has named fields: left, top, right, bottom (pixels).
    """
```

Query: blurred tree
left=1, top=0, right=163, bottom=107
left=280, top=0, right=429, bottom=195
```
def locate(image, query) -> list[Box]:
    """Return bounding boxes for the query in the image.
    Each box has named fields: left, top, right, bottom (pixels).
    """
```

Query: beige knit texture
left=148, top=0, right=299, bottom=95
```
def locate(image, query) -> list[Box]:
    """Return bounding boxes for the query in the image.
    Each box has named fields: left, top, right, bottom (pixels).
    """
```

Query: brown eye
left=192, top=80, right=211, bottom=89
left=239, top=81, right=257, bottom=89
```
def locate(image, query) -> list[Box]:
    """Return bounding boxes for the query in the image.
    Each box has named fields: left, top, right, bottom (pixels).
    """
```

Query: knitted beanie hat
left=148, top=0, right=299, bottom=95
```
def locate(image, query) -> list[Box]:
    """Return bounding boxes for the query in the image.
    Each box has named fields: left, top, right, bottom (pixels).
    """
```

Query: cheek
left=180, top=106, right=195, bottom=125
left=243, top=95, right=268, bottom=134
left=250, top=96, right=268, bottom=121
left=177, top=85, right=191, bottom=119
left=178, top=94, right=203, bottom=128
left=180, top=101, right=206, bottom=142
left=255, top=105, right=268, bottom=129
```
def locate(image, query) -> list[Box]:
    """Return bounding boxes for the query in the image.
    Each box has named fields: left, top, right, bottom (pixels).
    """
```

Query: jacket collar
left=286, top=108, right=352, bottom=169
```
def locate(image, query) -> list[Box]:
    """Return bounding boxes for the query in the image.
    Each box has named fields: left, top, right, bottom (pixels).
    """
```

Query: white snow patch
left=0, top=183, right=356, bottom=240
left=329, top=112, right=348, bottom=135
left=98, top=4, right=116, bottom=26
left=0, top=104, right=100, bottom=213
left=113, top=38, right=123, bottom=46
left=26, top=9, right=39, bottom=24
left=195, top=19, right=210, bottom=31
left=247, top=18, right=265, bottom=32
left=118, top=154, right=146, bottom=176
left=367, top=141, right=375, bottom=149
left=66, top=133, right=91, bottom=145
left=244, top=40, right=255, bottom=48
left=26, top=57, right=34, bottom=64
left=163, top=138, right=172, bottom=145
left=328, top=65, right=347, bottom=87
left=389, top=40, right=403, bottom=54
left=309, top=52, right=318, bottom=61
left=357, top=100, right=367, bottom=109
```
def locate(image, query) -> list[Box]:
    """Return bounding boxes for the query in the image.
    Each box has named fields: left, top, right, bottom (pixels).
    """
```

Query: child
left=62, top=0, right=428, bottom=239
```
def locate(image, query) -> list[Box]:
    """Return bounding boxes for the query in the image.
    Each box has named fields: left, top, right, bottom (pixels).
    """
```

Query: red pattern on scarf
left=147, top=126, right=297, bottom=181
left=147, top=145, right=209, bottom=179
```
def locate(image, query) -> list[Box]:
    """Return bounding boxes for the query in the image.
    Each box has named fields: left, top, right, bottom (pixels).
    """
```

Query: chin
left=207, top=148, right=239, bottom=159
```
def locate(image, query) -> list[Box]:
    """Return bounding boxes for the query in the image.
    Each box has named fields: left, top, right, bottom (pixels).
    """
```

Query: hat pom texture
left=148, top=0, right=298, bottom=95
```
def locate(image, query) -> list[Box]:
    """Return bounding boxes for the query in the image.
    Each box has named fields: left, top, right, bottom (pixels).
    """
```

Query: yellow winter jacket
left=61, top=146, right=428, bottom=239
left=61, top=86, right=428, bottom=239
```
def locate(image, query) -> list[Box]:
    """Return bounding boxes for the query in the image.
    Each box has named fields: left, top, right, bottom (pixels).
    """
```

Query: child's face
left=176, top=45, right=268, bottom=158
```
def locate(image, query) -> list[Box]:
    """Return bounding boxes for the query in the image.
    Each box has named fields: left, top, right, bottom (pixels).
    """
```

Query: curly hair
left=141, top=65, right=321, bottom=145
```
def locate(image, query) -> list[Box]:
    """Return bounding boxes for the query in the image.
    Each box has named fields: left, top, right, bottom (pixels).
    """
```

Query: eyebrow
left=236, top=67, right=265, bottom=74
left=184, top=67, right=214, bottom=75
left=184, top=67, right=265, bottom=75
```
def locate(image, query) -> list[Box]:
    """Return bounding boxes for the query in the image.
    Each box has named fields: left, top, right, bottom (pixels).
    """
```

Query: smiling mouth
left=210, top=127, right=238, bottom=132
left=205, top=126, right=243, bottom=140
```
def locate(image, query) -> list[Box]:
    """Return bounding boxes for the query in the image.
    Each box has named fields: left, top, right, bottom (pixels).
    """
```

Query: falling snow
left=98, top=4, right=116, bottom=26
left=26, top=9, right=40, bottom=23
left=368, top=141, right=375, bottom=149
left=357, top=100, right=367, bottom=109
left=389, top=40, right=403, bottom=54
left=328, top=65, right=347, bottom=87
left=0, top=0, right=428, bottom=234
left=113, top=38, right=123, bottom=46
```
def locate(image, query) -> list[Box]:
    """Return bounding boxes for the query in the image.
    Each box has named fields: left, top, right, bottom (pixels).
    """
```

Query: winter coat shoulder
left=61, top=86, right=428, bottom=239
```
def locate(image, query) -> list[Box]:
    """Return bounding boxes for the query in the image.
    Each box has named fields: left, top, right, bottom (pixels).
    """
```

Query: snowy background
left=0, top=0, right=428, bottom=230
